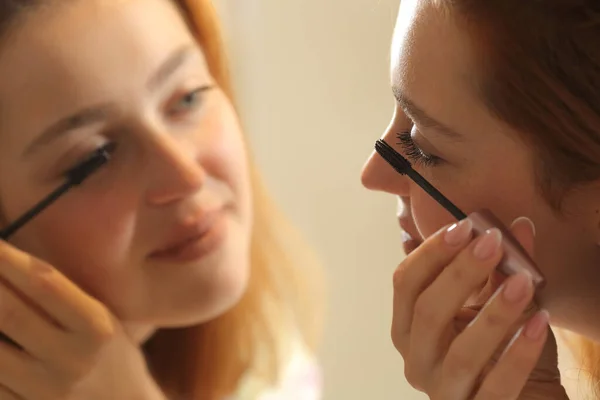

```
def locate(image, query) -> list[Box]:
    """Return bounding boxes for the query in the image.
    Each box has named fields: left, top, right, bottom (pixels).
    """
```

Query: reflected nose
left=145, top=135, right=205, bottom=206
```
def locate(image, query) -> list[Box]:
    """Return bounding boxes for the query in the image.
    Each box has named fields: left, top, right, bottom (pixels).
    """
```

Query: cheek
left=411, top=189, right=456, bottom=239
left=202, top=97, right=251, bottom=213
left=410, top=173, right=538, bottom=240
left=11, top=186, right=139, bottom=298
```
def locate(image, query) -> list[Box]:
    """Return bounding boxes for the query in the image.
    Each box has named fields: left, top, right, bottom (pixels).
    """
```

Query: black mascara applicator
left=0, top=142, right=115, bottom=240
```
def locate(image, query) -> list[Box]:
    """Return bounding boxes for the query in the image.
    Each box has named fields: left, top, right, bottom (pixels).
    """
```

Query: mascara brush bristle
left=374, top=139, right=412, bottom=174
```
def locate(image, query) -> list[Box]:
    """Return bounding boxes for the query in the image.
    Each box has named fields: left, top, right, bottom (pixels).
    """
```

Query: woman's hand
left=392, top=216, right=568, bottom=399
left=0, top=241, right=165, bottom=400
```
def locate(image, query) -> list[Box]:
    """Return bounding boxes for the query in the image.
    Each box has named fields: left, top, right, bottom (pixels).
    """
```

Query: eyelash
left=59, top=141, right=114, bottom=178
left=397, top=131, right=442, bottom=167
left=168, top=85, right=214, bottom=116
left=60, top=86, right=214, bottom=178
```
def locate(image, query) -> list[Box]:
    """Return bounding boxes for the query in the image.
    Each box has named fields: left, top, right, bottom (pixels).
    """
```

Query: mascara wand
left=374, top=139, right=467, bottom=220
left=0, top=142, right=115, bottom=240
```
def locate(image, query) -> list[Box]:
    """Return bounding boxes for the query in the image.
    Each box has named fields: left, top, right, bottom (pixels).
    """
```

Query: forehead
left=390, top=0, right=474, bottom=103
left=0, top=0, right=199, bottom=148
left=0, top=0, right=192, bottom=85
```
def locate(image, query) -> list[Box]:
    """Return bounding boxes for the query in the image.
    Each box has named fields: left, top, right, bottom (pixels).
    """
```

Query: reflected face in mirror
left=0, top=0, right=253, bottom=334
left=361, top=0, right=600, bottom=332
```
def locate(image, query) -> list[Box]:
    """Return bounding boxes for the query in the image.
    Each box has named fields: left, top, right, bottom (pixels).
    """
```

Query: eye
left=60, top=141, right=117, bottom=178
left=168, top=85, right=214, bottom=116
left=397, top=131, right=442, bottom=167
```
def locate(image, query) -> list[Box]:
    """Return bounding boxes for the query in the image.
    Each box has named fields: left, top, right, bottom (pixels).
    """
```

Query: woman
left=363, top=0, right=600, bottom=398
left=0, top=0, right=321, bottom=399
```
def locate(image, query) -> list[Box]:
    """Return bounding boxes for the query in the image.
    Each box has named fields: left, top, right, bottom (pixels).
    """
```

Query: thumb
left=509, top=216, right=536, bottom=258
left=475, top=216, right=537, bottom=302
left=509, top=216, right=540, bottom=314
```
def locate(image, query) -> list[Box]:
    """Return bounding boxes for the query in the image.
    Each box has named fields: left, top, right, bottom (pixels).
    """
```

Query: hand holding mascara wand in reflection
left=0, top=142, right=115, bottom=347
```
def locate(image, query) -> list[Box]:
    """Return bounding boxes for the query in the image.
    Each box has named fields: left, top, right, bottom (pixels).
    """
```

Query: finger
left=439, top=271, right=534, bottom=399
left=509, top=217, right=535, bottom=258
left=478, top=216, right=538, bottom=305
left=474, top=216, right=537, bottom=304
left=0, top=344, right=71, bottom=400
left=473, top=310, right=550, bottom=400
left=0, top=385, right=22, bottom=400
left=392, top=219, right=473, bottom=354
left=0, top=341, right=39, bottom=399
left=0, top=283, right=68, bottom=363
left=507, top=217, right=539, bottom=317
left=0, top=242, right=112, bottom=336
left=407, top=228, right=504, bottom=387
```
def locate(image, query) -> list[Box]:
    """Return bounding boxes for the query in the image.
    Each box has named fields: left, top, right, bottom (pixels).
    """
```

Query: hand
left=392, top=216, right=568, bottom=399
left=0, top=241, right=165, bottom=400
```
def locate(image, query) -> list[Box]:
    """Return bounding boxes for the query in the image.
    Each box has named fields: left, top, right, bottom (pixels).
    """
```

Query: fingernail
left=512, top=216, right=536, bottom=237
left=473, top=228, right=502, bottom=259
left=524, top=310, right=550, bottom=340
left=401, top=230, right=413, bottom=243
left=503, top=271, right=533, bottom=303
left=444, top=219, right=473, bottom=246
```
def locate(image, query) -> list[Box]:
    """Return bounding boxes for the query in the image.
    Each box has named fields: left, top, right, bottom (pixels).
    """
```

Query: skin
left=0, top=0, right=252, bottom=340
left=0, top=0, right=253, bottom=397
left=362, top=0, right=600, bottom=397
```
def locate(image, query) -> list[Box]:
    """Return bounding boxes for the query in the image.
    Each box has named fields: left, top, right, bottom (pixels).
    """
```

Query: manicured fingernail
left=401, top=230, right=413, bottom=243
left=524, top=310, right=550, bottom=340
left=444, top=219, right=473, bottom=246
left=503, top=271, right=533, bottom=303
left=511, top=216, right=536, bottom=237
left=473, top=228, right=502, bottom=259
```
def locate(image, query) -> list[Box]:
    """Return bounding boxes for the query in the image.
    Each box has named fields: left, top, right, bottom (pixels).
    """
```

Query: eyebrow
left=391, top=86, right=462, bottom=139
left=22, top=45, right=194, bottom=158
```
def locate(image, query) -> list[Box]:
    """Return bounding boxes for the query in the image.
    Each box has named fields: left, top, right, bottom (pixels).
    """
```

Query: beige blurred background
left=214, top=0, right=426, bottom=399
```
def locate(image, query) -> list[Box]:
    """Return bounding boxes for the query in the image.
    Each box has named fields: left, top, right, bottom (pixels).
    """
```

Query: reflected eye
left=59, top=141, right=117, bottom=178
left=397, top=131, right=442, bottom=167
left=169, top=85, right=214, bottom=116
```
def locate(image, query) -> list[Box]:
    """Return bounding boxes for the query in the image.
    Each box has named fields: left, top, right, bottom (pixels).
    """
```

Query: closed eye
left=397, top=131, right=442, bottom=167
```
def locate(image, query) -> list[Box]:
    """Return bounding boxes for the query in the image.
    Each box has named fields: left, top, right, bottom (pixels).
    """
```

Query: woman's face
left=0, top=0, right=253, bottom=338
left=362, top=0, right=600, bottom=339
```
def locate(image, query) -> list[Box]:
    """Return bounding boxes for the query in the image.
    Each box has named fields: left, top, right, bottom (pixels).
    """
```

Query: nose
left=361, top=125, right=410, bottom=196
left=144, top=134, right=205, bottom=206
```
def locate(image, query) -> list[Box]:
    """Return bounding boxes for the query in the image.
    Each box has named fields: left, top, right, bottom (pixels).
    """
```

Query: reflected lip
left=150, top=209, right=223, bottom=257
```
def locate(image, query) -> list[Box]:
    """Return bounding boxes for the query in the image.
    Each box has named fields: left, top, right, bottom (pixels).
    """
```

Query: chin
left=156, top=248, right=251, bottom=329
left=198, top=256, right=251, bottom=321
left=117, top=218, right=253, bottom=329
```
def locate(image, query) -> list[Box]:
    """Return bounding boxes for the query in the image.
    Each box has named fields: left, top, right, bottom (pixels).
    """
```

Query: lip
left=149, top=209, right=227, bottom=263
left=398, top=217, right=422, bottom=255
left=401, top=232, right=421, bottom=255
